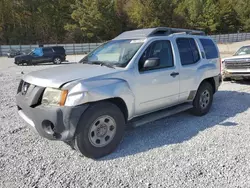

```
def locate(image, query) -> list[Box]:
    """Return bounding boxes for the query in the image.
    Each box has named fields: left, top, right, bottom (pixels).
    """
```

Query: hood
left=23, top=64, right=122, bottom=88
left=15, top=54, right=30, bottom=59
left=222, top=54, right=250, bottom=62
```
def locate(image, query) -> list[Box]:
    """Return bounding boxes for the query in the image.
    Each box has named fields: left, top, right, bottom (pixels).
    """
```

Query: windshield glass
left=235, top=46, right=250, bottom=56
left=80, top=39, right=144, bottom=67
left=28, top=50, right=34, bottom=55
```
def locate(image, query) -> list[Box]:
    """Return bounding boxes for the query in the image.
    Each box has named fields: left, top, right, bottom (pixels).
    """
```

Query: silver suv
left=16, top=27, right=222, bottom=159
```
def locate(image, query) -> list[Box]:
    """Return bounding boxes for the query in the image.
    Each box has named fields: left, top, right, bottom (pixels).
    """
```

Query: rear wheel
left=74, top=102, right=125, bottom=159
left=26, top=60, right=33, bottom=66
left=53, top=57, right=62, bottom=64
left=191, top=81, right=213, bottom=116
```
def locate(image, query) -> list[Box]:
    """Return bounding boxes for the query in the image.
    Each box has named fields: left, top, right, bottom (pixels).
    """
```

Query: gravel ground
left=1, top=57, right=250, bottom=188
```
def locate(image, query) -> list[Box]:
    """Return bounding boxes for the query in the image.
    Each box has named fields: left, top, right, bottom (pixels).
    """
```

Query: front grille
left=225, top=61, right=250, bottom=69
left=17, top=80, right=24, bottom=93
left=230, top=72, right=250, bottom=75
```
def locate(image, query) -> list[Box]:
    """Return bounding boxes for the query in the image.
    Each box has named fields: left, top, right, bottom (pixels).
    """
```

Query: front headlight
left=42, top=88, right=68, bottom=106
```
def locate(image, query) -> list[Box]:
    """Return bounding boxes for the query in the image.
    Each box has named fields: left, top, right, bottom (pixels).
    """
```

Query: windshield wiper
left=88, top=61, right=116, bottom=69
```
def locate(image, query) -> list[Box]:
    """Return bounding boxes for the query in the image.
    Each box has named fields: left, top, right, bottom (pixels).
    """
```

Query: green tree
left=235, top=0, right=250, bottom=31
left=1, top=0, right=250, bottom=44
left=0, top=0, right=74, bottom=44
left=176, top=0, right=220, bottom=33
left=0, top=0, right=16, bottom=44
left=127, top=0, right=178, bottom=28
left=218, top=0, right=241, bottom=33
left=67, top=0, right=124, bottom=42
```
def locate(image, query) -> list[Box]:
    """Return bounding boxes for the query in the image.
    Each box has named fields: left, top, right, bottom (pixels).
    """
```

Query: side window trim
left=139, top=39, right=175, bottom=73
left=176, top=37, right=201, bottom=66
left=189, top=38, right=201, bottom=63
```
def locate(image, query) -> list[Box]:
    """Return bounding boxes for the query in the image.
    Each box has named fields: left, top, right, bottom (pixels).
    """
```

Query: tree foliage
left=67, top=0, right=124, bottom=42
left=0, top=0, right=249, bottom=44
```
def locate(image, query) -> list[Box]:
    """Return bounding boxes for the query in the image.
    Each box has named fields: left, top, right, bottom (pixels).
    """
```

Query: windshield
left=235, top=46, right=250, bottom=56
left=79, top=39, right=144, bottom=68
left=28, top=50, right=34, bottom=55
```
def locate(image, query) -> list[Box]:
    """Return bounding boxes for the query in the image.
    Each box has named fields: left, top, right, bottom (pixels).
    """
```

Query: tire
left=26, top=60, right=32, bottom=66
left=191, top=81, right=213, bottom=116
left=223, top=77, right=231, bottom=81
left=74, top=102, right=125, bottom=159
left=23, top=61, right=29, bottom=66
left=53, top=57, right=62, bottom=64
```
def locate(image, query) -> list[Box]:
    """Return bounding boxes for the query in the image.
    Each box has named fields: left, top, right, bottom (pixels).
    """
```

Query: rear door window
left=43, top=48, right=53, bottom=54
left=176, top=38, right=200, bottom=65
left=199, top=39, right=219, bottom=59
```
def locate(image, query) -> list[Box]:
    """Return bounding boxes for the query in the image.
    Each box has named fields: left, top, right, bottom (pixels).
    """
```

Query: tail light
left=219, top=58, right=223, bottom=73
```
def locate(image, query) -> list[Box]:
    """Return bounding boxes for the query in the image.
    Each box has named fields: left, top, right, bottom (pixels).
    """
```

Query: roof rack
left=113, top=27, right=205, bottom=40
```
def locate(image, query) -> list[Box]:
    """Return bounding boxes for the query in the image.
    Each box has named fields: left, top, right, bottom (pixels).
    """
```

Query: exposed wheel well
left=106, top=98, right=128, bottom=122
left=201, top=77, right=216, bottom=93
left=54, top=56, right=61, bottom=59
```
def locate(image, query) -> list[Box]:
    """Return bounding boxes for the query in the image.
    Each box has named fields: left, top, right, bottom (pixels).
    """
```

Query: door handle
left=170, top=72, right=179, bottom=77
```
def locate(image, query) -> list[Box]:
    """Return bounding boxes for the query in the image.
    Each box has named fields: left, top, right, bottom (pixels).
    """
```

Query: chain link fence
left=210, top=33, right=250, bottom=43
left=1, top=33, right=250, bottom=56
left=0, top=43, right=103, bottom=56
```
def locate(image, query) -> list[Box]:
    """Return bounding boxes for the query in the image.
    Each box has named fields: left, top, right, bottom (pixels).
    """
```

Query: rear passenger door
left=31, top=48, right=44, bottom=63
left=176, top=38, right=202, bottom=102
left=42, top=48, right=54, bottom=63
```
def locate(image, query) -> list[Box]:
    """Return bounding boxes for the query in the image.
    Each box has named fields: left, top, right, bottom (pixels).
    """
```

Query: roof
left=113, top=27, right=205, bottom=40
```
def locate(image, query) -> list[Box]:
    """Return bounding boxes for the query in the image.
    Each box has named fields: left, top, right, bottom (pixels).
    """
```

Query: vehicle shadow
left=101, top=90, right=250, bottom=160
left=28, top=62, right=75, bottom=66
left=231, top=80, right=250, bottom=85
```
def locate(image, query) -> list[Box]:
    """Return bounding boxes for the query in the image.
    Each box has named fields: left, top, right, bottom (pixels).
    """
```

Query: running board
left=129, top=103, right=193, bottom=128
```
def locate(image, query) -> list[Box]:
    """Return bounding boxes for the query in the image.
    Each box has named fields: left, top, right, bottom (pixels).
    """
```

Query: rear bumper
left=214, top=74, right=222, bottom=92
left=223, top=70, right=250, bottom=79
left=61, top=55, right=66, bottom=62
left=16, top=93, right=89, bottom=141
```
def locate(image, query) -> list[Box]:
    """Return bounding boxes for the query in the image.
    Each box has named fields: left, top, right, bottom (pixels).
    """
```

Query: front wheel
left=53, top=57, right=62, bottom=64
left=223, top=76, right=231, bottom=81
left=191, top=81, right=213, bottom=116
left=74, top=102, right=125, bottom=159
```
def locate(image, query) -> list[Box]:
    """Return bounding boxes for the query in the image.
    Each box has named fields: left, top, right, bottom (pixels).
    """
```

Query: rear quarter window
left=199, top=39, right=219, bottom=59
left=52, top=47, right=65, bottom=53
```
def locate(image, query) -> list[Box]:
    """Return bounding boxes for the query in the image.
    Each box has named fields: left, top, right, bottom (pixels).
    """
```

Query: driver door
left=31, top=48, right=44, bottom=63
left=134, top=40, right=180, bottom=115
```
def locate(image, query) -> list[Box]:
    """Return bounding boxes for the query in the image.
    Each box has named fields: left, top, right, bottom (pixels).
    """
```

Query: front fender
left=64, top=79, right=135, bottom=120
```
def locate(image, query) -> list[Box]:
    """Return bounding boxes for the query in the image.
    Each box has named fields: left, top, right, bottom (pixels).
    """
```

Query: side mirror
left=143, top=57, right=160, bottom=69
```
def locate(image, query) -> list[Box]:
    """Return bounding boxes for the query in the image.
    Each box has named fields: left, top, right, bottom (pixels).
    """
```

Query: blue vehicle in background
left=14, top=46, right=66, bottom=65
